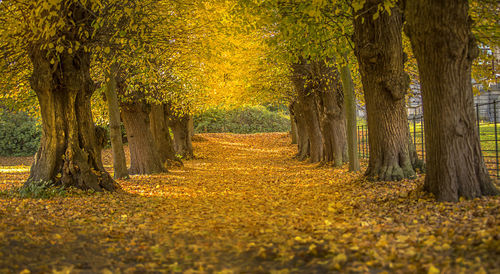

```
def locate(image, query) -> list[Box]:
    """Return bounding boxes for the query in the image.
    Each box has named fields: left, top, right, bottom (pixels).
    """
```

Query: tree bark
left=311, top=61, right=348, bottom=166
left=167, top=109, right=194, bottom=159
left=188, top=115, right=195, bottom=138
left=290, top=113, right=298, bottom=144
left=340, top=57, right=360, bottom=172
left=405, top=0, right=499, bottom=201
left=104, top=64, right=128, bottom=179
left=353, top=0, right=416, bottom=181
left=149, top=104, right=180, bottom=165
left=291, top=101, right=310, bottom=160
left=292, top=61, right=324, bottom=163
left=26, top=48, right=118, bottom=191
left=122, top=102, right=166, bottom=175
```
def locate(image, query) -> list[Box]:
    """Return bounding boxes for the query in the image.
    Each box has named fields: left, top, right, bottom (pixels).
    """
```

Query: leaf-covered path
left=0, top=133, right=499, bottom=273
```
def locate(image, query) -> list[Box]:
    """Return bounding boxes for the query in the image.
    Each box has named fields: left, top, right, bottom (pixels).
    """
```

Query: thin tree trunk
left=340, top=56, right=360, bottom=172
left=293, top=101, right=310, bottom=160
left=104, top=64, right=128, bottom=179
left=122, top=102, right=166, bottom=175
left=26, top=48, right=118, bottom=191
left=405, top=0, right=499, bottom=201
left=353, top=0, right=416, bottom=181
left=188, top=115, right=195, bottom=138
left=290, top=113, right=298, bottom=144
left=150, top=104, right=180, bottom=165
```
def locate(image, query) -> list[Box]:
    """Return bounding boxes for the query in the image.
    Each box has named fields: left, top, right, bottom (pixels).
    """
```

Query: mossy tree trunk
left=27, top=48, right=118, bottom=191
left=405, top=0, right=499, bottom=201
left=353, top=0, right=416, bottom=181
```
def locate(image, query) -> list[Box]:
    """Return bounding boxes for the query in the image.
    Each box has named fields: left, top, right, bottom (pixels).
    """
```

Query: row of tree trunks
left=27, top=47, right=119, bottom=191
left=290, top=59, right=348, bottom=165
left=312, top=61, right=348, bottom=167
left=121, top=102, right=166, bottom=175
left=404, top=0, right=499, bottom=201
left=353, top=0, right=416, bottom=181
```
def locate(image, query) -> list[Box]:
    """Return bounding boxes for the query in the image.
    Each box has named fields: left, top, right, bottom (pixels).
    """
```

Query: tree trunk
left=290, top=101, right=310, bottom=160
left=167, top=110, right=194, bottom=159
left=292, top=61, right=323, bottom=163
left=149, top=104, right=180, bottom=165
left=405, top=0, right=499, bottom=201
left=340, top=57, right=360, bottom=172
left=353, top=0, right=416, bottom=181
left=122, top=102, right=166, bottom=175
left=26, top=48, right=118, bottom=191
left=311, top=61, right=348, bottom=166
left=104, top=64, right=128, bottom=179
left=188, top=115, right=195, bottom=138
left=290, top=113, right=298, bottom=144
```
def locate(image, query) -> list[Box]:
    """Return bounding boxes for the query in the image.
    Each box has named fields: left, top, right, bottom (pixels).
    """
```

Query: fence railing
left=357, top=100, right=500, bottom=178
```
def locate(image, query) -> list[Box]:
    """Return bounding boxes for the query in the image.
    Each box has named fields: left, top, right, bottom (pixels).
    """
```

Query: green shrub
left=0, top=110, right=41, bottom=156
left=19, top=180, right=67, bottom=199
left=194, top=105, right=290, bottom=134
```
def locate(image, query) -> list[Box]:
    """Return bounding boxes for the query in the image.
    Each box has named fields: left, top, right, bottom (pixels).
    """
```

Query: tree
left=150, top=104, right=180, bottom=166
left=404, top=0, right=499, bottom=201
left=353, top=0, right=416, bottom=181
left=291, top=60, right=324, bottom=163
left=104, top=63, right=128, bottom=179
left=0, top=1, right=127, bottom=191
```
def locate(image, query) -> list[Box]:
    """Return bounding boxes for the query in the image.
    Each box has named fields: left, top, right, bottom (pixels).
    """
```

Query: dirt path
left=0, top=133, right=498, bottom=273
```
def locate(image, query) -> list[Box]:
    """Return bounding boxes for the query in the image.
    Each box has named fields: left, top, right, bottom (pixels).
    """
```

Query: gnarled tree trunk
left=122, top=102, right=166, bottom=175
left=26, top=48, right=118, bottom=191
left=104, top=64, right=128, bottom=179
left=292, top=61, right=324, bottom=163
left=405, top=0, right=499, bottom=201
left=353, top=0, right=416, bottom=181
left=312, top=61, right=348, bottom=166
left=149, top=104, right=180, bottom=165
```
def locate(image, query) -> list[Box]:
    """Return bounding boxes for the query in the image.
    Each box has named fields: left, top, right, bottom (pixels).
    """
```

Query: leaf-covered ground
left=0, top=133, right=499, bottom=273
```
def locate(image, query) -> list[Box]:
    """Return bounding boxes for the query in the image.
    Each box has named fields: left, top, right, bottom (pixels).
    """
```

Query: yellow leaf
left=428, top=264, right=440, bottom=274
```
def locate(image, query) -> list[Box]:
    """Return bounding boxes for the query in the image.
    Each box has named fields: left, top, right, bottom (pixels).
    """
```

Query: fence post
left=476, top=103, right=480, bottom=133
left=494, top=101, right=499, bottom=178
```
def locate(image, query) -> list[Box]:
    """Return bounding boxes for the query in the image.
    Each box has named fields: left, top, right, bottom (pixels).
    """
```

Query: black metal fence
left=357, top=100, right=500, bottom=178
